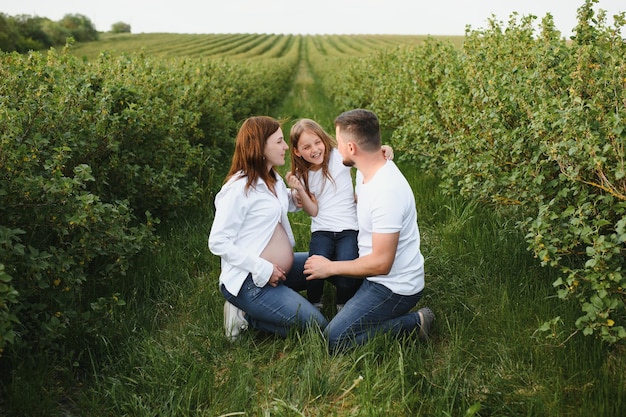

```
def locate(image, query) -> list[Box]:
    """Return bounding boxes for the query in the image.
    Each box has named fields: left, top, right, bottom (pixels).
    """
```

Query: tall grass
left=6, top=169, right=623, bottom=416
left=2, top=33, right=624, bottom=417
left=75, top=34, right=626, bottom=417
left=53, top=166, right=623, bottom=417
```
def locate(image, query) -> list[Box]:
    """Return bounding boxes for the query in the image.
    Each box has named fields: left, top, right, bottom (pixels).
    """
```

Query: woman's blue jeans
left=307, top=230, right=362, bottom=305
left=220, top=252, right=327, bottom=338
left=325, top=278, right=423, bottom=353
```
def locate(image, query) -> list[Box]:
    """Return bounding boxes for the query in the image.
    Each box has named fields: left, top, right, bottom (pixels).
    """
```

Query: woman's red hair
left=225, top=116, right=282, bottom=194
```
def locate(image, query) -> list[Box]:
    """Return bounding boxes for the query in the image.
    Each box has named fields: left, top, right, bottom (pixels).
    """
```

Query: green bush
left=0, top=261, right=18, bottom=355
left=110, top=22, right=131, bottom=34
left=0, top=42, right=297, bottom=358
left=330, top=0, right=626, bottom=343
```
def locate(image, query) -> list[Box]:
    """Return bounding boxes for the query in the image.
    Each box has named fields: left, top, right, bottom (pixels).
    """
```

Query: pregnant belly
left=260, top=223, right=294, bottom=272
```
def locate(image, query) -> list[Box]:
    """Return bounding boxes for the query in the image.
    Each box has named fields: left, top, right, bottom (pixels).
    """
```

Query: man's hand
left=304, top=255, right=333, bottom=280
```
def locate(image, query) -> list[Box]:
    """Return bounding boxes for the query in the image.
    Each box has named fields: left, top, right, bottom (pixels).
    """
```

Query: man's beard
left=342, top=157, right=355, bottom=167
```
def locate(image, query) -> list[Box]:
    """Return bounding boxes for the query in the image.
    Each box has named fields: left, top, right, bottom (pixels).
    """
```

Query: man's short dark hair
left=334, top=109, right=381, bottom=152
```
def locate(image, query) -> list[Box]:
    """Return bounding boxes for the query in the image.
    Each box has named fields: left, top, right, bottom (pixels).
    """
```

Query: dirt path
left=275, top=39, right=339, bottom=130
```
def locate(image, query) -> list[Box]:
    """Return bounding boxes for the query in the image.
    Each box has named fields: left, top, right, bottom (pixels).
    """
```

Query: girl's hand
left=285, top=172, right=304, bottom=207
left=285, top=172, right=303, bottom=192
left=286, top=171, right=318, bottom=217
left=292, top=191, right=303, bottom=208
left=382, top=145, right=394, bottom=161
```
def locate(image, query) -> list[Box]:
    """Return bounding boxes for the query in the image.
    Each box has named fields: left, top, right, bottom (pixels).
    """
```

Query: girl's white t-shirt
left=307, top=148, right=358, bottom=233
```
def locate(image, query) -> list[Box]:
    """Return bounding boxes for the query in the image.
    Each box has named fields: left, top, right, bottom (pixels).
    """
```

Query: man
left=303, top=109, right=434, bottom=353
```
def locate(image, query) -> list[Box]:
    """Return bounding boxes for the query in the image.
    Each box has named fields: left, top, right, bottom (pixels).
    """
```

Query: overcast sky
left=1, top=0, right=624, bottom=37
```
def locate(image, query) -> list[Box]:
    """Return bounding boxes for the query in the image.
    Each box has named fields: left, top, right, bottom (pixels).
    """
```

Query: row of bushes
left=0, top=44, right=298, bottom=358
left=325, top=0, right=626, bottom=343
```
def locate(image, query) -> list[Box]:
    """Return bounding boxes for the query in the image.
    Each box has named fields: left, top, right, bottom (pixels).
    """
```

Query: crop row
left=325, top=2, right=626, bottom=343
left=0, top=44, right=299, bottom=357
left=70, top=33, right=430, bottom=60
left=2, top=30, right=423, bottom=358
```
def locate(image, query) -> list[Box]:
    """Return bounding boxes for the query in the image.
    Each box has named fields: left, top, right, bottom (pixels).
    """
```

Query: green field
left=1, top=23, right=625, bottom=416
left=69, top=32, right=464, bottom=60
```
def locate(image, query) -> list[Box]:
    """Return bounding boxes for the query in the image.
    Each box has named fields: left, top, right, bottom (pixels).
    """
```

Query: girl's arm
left=285, top=172, right=319, bottom=217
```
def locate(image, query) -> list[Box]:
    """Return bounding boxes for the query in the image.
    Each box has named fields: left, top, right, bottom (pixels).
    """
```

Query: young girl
left=285, top=119, right=392, bottom=312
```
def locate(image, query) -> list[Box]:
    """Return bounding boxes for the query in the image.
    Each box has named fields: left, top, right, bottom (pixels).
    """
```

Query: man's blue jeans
left=220, top=252, right=327, bottom=338
left=324, top=278, right=423, bottom=353
left=307, top=230, right=362, bottom=305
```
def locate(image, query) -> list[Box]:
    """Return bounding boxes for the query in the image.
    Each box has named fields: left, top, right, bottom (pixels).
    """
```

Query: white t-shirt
left=307, top=148, right=358, bottom=233
left=355, top=160, right=424, bottom=295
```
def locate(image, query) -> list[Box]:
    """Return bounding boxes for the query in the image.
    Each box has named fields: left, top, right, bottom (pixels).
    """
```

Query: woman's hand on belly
left=268, top=264, right=287, bottom=287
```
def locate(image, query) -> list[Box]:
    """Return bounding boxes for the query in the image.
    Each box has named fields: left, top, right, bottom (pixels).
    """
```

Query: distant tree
left=0, top=13, right=22, bottom=51
left=0, top=13, right=50, bottom=52
left=111, top=21, right=131, bottom=34
left=0, top=13, right=19, bottom=52
left=0, top=12, right=99, bottom=51
left=14, top=15, right=54, bottom=49
left=59, top=13, right=99, bottom=42
left=41, top=19, right=71, bottom=45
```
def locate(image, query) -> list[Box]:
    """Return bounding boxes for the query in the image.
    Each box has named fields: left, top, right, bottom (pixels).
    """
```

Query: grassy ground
left=3, top=34, right=625, bottom=417
left=73, top=43, right=626, bottom=416
left=62, top=170, right=625, bottom=417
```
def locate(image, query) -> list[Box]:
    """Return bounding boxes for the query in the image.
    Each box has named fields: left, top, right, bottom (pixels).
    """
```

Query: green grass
left=5, top=172, right=624, bottom=416
left=274, top=36, right=341, bottom=138
left=51, top=170, right=622, bottom=417
left=3, top=33, right=625, bottom=416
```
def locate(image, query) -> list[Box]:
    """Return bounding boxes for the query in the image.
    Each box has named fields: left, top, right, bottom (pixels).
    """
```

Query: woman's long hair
left=289, top=119, right=336, bottom=198
left=225, top=116, right=281, bottom=194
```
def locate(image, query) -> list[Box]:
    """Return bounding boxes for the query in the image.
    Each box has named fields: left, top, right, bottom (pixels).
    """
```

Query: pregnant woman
left=209, top=116, right=327, bottom=341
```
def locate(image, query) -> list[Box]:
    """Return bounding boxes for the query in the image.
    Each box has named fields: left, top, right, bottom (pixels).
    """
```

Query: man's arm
left=304, top=232, right=399, bottom=279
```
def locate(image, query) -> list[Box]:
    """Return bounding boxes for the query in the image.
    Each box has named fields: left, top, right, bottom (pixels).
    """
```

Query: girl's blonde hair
left=289, top=119, right=336, bottom=198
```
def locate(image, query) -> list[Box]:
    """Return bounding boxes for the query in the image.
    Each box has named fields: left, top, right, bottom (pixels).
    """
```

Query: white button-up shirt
left=208, top=171, right=296, bottom=295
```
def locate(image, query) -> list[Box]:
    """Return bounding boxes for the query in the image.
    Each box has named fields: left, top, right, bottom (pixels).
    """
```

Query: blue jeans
left=307, top=230, right=362, bottom=305
left=220, top=252, right=327, bottom=338
left=325, top=279, right=423, bottom=353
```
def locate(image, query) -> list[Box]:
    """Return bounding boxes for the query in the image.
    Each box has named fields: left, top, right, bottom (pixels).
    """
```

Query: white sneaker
left=224, top=301, right=248, bottom=341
